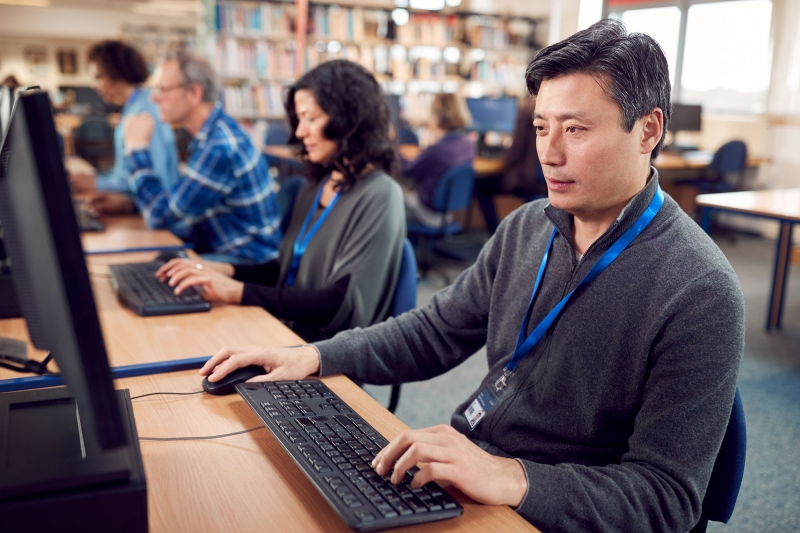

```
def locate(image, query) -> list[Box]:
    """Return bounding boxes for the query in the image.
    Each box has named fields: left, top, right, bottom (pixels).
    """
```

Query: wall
left=0, top=4, right=197, bottom=92
left=0, top=36, right=95, bottom=92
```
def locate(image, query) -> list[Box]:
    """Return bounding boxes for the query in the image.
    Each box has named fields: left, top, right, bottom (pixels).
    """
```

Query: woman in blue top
left=69, top=40, right=178, bottom=214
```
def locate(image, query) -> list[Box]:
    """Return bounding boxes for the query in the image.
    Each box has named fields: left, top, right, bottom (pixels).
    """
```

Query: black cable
left=131, top=390, right=204, bottom=400
left=139, top=426, right=265, bottom=441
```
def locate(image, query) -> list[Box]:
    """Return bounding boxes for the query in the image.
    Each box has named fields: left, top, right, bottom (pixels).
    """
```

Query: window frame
left=603, top=0, right=772, bottom=110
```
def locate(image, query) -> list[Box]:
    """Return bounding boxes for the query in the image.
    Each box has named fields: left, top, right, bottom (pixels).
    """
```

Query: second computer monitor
left=466, top=97, right=517, bottom=134
left=670, top=103, right=702, bottom=133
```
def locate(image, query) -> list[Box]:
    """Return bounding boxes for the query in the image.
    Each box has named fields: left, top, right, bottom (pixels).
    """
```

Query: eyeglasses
left=152, top=83, right=186, bottom=97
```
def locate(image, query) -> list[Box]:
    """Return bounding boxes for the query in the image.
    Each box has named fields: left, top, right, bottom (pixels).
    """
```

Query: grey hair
left=165, top=49, right=220, bottom=103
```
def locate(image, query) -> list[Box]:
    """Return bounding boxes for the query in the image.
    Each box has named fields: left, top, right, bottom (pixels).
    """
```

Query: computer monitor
left=386, top=94, right=401, bottom=126
left=0, top=86, right=12, bottom=145
left=466, top=97, right=517, bottom=134
left=0, top=87, right=127, bottom=448
left=669, top=103, right=702, bottom=133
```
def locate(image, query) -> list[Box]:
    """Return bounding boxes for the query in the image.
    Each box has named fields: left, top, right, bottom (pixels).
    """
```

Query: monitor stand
left=0, top=267, right=21, bottom=319
left=0, top=387, right=147, bottom=532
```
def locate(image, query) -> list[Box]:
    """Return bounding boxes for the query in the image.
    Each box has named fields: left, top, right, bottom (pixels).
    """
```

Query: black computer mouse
left=155, top=249, right=189, bottom=263
left=201, top=365, right=267, bottom=395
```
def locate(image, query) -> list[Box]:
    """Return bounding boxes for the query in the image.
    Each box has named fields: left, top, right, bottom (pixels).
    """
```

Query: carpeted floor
left=364, top=231, right=800, bottom=532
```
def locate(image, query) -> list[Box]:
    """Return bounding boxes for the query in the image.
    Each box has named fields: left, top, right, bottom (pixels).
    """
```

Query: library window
left=607, top=0, right=773, bottom=114
left=681, top=0, right=773, bottom=114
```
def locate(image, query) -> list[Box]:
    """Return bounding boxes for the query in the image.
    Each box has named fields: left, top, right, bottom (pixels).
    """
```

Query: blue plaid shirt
left=126, top=103, right=281, bottom=263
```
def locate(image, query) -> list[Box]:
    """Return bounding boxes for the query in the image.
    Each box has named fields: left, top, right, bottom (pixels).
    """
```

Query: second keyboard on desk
left=237, top=379, right=463, bottom=532
left=108, top=261, right=211, bottom=316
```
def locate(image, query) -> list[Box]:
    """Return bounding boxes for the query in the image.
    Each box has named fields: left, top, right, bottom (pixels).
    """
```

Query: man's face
left=533, top=73, right=652, bottom=222
left=152, top=60, right=193, bottom=127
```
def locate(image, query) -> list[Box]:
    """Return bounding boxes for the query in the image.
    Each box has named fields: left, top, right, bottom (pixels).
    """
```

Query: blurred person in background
left=122, top=49, right=281, bottom=264
left=71, top=40, right=178, bottom=215
left=399, top=93, right=476, bottom=228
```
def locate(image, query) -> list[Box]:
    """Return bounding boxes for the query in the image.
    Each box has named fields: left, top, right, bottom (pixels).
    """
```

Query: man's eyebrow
left=533, top=111, right=594, bottom=122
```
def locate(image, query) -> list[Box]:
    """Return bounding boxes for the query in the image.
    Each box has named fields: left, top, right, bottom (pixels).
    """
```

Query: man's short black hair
left=525, top=18, right=671, bottom=159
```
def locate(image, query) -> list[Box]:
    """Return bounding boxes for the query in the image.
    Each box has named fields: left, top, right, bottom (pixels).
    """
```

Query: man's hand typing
left=371, top=424, right=528, bottom=507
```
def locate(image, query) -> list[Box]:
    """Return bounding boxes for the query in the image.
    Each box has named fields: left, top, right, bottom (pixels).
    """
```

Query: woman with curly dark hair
left=158, top=60, right=406, bottom=342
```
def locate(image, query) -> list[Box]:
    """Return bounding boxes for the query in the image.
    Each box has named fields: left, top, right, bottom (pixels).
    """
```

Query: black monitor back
left=0, top=89, right=125, bottom=451
left=670, top=103, right=702, bottom=133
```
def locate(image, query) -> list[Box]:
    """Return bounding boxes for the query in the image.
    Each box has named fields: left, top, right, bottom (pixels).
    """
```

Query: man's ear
left=641, top=108, right=664, bottom=155
left=188, top=83, right=205, bottom=107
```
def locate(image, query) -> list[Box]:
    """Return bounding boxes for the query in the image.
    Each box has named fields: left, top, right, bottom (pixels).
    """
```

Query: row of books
left=309, top=5, right=387, bottom=42
left=214, top=1, right=536, bottom=51
left=212, top=39, right=297, bottom=80
left=122, top=25, right=197, bottom=74
left=212, top=39, right=526, bottom=94
left=215, top=2, right=295, bottom=37
left=222, top=82, right=286, bottom=119
left=469, top=60, right=528, bottom=89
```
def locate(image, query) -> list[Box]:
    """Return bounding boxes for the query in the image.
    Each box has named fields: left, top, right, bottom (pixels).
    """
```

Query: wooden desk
left=80, top=215, right=183, bottom=253
left=653, top=151, right=769, bottom=171
left=123, top=371, right=537, bottom=533
left=0, top=214, right=537, bottom=532
left=696, top=189, right=800, bottom=330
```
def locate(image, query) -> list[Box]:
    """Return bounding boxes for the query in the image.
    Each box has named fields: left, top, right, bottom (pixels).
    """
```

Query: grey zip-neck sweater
left=315, top=172, right=745, bottom=533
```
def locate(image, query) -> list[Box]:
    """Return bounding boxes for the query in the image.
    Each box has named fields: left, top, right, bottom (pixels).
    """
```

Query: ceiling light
left=392, top=8, right=410, bottom=26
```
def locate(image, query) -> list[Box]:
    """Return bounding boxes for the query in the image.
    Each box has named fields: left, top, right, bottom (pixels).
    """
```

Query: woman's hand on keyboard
left=371, top=424, right=528, bottom=508
left=156, top=259, right=243, bottom=304
left=200, top=345, right=321, bottom=383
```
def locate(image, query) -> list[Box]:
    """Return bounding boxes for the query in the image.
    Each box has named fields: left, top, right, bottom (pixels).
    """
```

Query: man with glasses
left=123, top=50, right=281, bottom=264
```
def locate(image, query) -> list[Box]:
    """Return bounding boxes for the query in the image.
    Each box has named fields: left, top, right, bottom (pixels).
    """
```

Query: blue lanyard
left=495, top=186, right=665, bottom=391
left=285, top=180, right=341, bottom=287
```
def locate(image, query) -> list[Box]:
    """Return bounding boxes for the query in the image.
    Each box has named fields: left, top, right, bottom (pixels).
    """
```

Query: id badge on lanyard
left=465, top=382, right=506, bottom=430
left=463, top=186, right=664, bottom=431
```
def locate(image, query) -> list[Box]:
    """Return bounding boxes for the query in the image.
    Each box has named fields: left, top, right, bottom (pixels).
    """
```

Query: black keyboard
left=237, top=380, right=463, bottom=532
left=74, top=204, right=105, bottom=232
left=108, top=261, right=211, bottom=316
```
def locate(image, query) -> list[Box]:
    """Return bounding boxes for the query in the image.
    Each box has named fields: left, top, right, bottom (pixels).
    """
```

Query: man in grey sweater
left=201, top=20, right=745, bottom=533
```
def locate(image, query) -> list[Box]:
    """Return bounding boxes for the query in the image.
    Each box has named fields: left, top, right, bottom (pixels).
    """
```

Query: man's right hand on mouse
left=200, top=345, right=321, bottom=384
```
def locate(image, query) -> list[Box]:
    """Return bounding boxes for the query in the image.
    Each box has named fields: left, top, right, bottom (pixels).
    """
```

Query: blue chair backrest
left=276, top=175, right=305, bottom=234
left=702, top=386, right=746, bottom=524
left=75, top=118, right=113, bottom=140
left=265, top=122, right=290, bottom=146
left=431, top=161, right=476, bottom=213
left=392, top=239, right=417, bottom=317
left=710, top=141, right=747, bottom=176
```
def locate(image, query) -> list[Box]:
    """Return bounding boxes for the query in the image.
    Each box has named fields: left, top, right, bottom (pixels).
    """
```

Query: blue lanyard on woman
left=285, top=179, right=341, bottom=287
left=495, top=186, right=665, bottom=391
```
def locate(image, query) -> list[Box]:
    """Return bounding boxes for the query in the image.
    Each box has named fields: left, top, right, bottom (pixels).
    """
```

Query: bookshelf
left=201, top=0, right=542, bottom=138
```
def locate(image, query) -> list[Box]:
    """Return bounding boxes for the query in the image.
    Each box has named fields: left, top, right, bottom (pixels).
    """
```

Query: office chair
left=386, top=238, right=417, bottom=413
left=74, top=117, right=114, bottom=171
left=276, top=175, right=305, bottom=234
left=407, top=161, right=476, bottom=284
left=265, top=121, right=290, bottom=146
left=678, top=140, right=748, bottom=194
left=690, top=386, right=747, bottom=533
